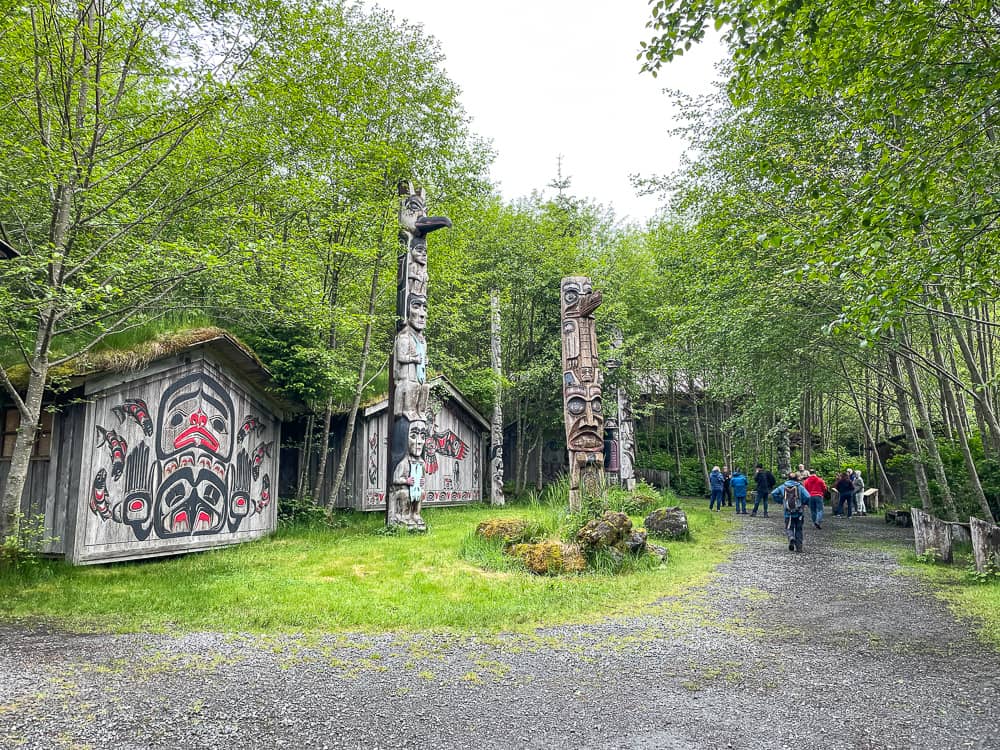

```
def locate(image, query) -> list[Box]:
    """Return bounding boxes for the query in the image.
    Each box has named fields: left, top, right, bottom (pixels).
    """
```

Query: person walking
left=796, top=463, right=809, bottom=481
left=834, top=471, right=854, bottom=518
left=722, top=466, right=733, bottom=507
left=772, top=472, right=811, bottom=552
left=802, top=470, right=827, bottom=529
left=731, top=468, right=749, bottom=514
left=709, top=465, right=725, bottom=511
left=752, top=463, right=776, bottom=517
left=853, top=470, right=867, bottom=516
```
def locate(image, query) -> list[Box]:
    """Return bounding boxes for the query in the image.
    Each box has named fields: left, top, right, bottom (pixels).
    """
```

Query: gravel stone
left=1, top=511, right=998, bottom=749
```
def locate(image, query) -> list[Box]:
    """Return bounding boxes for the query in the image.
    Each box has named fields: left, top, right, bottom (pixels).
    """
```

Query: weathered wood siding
left=70, top=355, right=280, bottom=564
left=358, top=399, right=485, bottom=512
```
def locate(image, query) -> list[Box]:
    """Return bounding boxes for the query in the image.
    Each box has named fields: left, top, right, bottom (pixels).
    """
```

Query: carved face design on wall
left=408, top=420, right=428, bottom=459
left=565, top=383, right=603, bottom=451
left=154, top=464, right=228, bottom=538
left=156, top=373, right=235, bottom=462
left=560, top=277, right=602, bottom=320
left=407, top=295, right=428, bottom=332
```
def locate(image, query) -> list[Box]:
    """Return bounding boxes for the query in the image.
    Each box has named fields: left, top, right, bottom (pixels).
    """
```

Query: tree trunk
left=312, top=271, right=341, bottom=504
left=515, top=397, right=525, bottom=496
left=888, top=351, right=932, bottom=511
left=535, top=431, right=543, bottom=491
left=899, top=330, right=958, bottom=521
left=938, top=290, right=1000, bottom=455
left=327, top=251, right=382, bottom=517
left=689, top=375, right=709, bottom=491
left=489, top=290, right=505, bottom=506
left=841, top=362, right=898, bottom=505
left=0, top=362, right=47, bottom=538
left=926, top=311, right=993, bottom=521
left=297, top=414, right=314, bottom=500
left=312, top=397, right=335, bottom=505
left=774, top=417, right=791, bottom=477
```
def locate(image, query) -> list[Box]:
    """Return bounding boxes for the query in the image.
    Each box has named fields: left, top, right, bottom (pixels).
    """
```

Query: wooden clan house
left=318, top=376, right=489, bottom=511
left=0, top=330, right=287, bottom=564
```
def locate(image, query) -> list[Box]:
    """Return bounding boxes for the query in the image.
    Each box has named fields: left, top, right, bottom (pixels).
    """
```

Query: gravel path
left=2, top=510, right=999, bottom=749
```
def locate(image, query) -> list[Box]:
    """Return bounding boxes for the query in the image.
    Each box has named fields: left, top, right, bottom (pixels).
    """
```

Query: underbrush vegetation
left=0, top=490, right=731, bottom=634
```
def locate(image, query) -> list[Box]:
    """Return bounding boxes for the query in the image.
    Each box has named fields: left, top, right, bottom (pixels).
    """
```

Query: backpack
left=783, top=483, right=802, bottom=514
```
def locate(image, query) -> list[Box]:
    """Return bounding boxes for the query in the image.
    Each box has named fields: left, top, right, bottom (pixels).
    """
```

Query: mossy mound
left=576, top=511, right=632, bottom=549
left=475, top=518, right=532, bottom=544
left=510, top=541, right=587, bottom=575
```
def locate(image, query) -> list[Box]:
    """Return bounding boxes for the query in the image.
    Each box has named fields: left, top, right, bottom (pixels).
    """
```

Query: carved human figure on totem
left=394, top=294, right=430, bottom=422
left=388, top=420, right=428, bottom=531
left=560, top=275, right=605, bottom=509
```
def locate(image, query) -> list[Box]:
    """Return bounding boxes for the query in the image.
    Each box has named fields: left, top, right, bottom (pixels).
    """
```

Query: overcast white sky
left=367, top=0, right=725, bottom=222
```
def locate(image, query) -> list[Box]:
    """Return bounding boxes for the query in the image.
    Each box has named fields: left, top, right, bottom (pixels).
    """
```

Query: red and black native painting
left=423, top=427, right=469, bottom=476
left=88, top=373, right=274, bottom=541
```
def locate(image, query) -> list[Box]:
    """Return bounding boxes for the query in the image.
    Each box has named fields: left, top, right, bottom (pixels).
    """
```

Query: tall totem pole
left=560, top=276, right=604, bottom=511
left=386, top=182, right=451, bottom=530
left=489, top=290, right=505, bottom=506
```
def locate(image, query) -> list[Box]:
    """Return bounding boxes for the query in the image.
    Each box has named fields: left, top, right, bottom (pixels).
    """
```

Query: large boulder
left=476, top=518, right=531, bottom=544
left=644, top=507, right=689, bottom=539
left=510, top=541, right=587, bottom=575
left=576, top=511, right=632, bottom=549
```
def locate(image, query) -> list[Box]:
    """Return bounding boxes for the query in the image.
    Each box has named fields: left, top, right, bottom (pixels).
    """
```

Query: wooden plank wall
left=70, top=354, right=280, bottom=564
left=358, top=400, right=485, bottom=512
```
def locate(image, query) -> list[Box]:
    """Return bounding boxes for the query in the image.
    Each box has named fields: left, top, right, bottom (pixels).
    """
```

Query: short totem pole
left=386, top=182, right=451, bottom=530
left=560, top=276, right=604, bottom=512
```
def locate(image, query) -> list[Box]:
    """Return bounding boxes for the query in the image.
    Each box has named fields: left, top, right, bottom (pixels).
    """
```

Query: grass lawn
left=0, top=499, right=733, bottom=634
left=900, top=553, right=1000, bottom=650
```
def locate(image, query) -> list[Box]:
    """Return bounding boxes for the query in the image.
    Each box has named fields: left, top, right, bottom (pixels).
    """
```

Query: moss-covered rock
left=476, top=518, right=531, bottom=544
left=576, top=511, right=632, bottom=550
left=644, top=507, right=689, bottom=539
left=646, top=543, right=669, bottom=564
left=509, top=541, right=586, bottom=575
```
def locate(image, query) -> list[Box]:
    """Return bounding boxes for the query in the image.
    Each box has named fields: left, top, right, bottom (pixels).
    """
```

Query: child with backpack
left=771, top=472, right=811, bottom=552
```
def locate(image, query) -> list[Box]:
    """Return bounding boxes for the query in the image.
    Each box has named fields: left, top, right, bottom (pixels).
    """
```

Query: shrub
left=0, top=512, right=58, bottom=573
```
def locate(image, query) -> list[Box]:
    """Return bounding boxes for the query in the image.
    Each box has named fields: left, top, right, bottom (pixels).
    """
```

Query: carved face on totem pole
left=408, top=419, right=428, bottom=459
left=560, top=276, right=604, bottom=451
left=406, top=294, right=428, bottom=333
left=560, top=275, right=605, bottom=510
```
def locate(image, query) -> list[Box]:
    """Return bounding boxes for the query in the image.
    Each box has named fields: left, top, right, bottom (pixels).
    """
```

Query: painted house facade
left=0, top=332, right=287, bottom=564
left=307, top=376, right=489, bottom=511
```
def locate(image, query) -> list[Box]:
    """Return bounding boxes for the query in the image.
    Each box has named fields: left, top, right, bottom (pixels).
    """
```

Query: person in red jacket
left=802, top=470, right=828, bottom=529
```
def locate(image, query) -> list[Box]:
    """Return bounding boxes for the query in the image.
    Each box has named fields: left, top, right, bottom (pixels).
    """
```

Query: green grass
left=0, top=499, right=733, bottom=635
left=901, top=552, right=1000, bottom=650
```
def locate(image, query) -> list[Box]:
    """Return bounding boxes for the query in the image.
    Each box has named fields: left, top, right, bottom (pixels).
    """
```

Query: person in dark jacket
left=722, top=466, right=733, bottom=507
left=752, top=463, right=776, bottom=517
left=709, top=465, right=725, bottom=511
left=731, top=468, right=749, bottom=514
left=834, top=471, right=854, bottom=518
left=772, top=472, right=811, bottom=552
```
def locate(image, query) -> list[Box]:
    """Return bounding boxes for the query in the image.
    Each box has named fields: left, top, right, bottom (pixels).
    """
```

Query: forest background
left=1, top=0, right=998, bottom=536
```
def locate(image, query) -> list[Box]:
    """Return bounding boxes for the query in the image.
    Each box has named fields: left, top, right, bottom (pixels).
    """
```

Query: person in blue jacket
left=730, top=468, right=749, bottom=514
left=709, top=465, right=725, bottom=511
left=772, top=472, right=812, bottom=552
